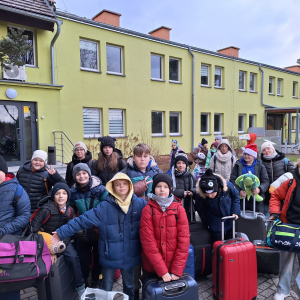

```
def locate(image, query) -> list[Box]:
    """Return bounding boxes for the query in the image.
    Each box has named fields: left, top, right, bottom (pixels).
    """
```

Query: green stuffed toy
left=235, top=173, right=263, bottom=202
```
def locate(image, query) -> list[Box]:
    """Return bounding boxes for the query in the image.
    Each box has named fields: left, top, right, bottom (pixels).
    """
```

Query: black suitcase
left=235, top=196, right=267, bottom=242
left=37, top=255, right=77, bottom=300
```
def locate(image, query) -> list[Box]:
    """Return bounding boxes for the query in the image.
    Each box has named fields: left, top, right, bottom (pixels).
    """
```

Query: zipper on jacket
left=118, top=213, right=121, bottom=236
left=271, top=161, right=274, bottom=182
left=131, top=210, right=133, bottom=231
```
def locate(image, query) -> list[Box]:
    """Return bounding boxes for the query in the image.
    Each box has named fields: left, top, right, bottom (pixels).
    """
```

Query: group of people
left=0, top=134, right=298, bottom=300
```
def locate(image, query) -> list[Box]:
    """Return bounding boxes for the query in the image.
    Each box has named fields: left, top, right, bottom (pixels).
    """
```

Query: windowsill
left=201, top=133, right=212, bottom=136
left=201, top=85, right=212, bottom=88
left=169, top=81, right=183, bottom=84
left=214, top=132, right=224, bottom=135
left=238, top=131, right=245, bottom=134
left=84, top=136, right=102, bottom=139
left=107, top=72, right=126, bottom=77
left=81, top=68, right=102, bottom=74
left=277, top=95, right=284, bottom=97
left=25, top=65, right=39, bottom=69
left=109, top=135, right=128, bottom=138
left=151, top=78, right=166, bottom=82
left=268, top=93, right=276, bottom=96
left=214, top=87, right=225, bottom=90
left=152, top=135, right=167, bottom=137
left=249, top=91, right=258, bottom=93
left=239, top=89, right=248, bottom=92
left=292, top=130, right=296, bottom=132
left=170, top=134, right=183, bottom=137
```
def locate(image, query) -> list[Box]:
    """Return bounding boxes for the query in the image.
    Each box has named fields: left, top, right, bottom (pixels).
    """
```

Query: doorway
left=0, top=101, right=37, bottom=166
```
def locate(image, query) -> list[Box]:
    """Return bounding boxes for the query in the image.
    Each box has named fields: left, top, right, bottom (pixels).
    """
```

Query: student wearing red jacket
left=139, top=174, right=189, bottom=282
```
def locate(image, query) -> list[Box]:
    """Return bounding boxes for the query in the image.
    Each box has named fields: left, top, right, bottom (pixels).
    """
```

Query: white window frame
left=201, top=64, right=210, bottom=86
left=293, top=82, right=298, bottom=97
left=83, top=107, right=102, bottom=138
left=214, top=113, right=222, bottom=134
left=239, top=71, right=246, bottom=91
left=151, top=54, right=163, bottom=80
left=249, top=73, right=256, bottom=92
left=169, top=112, right=180, bottom=135
left=269, top=77, right=274, bottom=94
left=151, top=111, right=164, bottom=136
left=169, top=57, right=180, bottom=83
left=277, top=78, right=282, bottom=95
left=249, top=114, right=256, bottom=128
left=201, top=113, right=210, bottom=134
left=106, top=44, right=123, bottom=75
left=108, top=109, right=125, bottom=137
left=80, top=39, right=99, bottom=72
left=238, top=114, right=245, bottom=133
left=214, top=66, right=222, bottom=87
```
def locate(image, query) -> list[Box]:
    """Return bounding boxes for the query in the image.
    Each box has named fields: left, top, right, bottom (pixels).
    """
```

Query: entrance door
left=267, top=114, right=283, bottom=131
left=0, top=101, right=37, bottom=166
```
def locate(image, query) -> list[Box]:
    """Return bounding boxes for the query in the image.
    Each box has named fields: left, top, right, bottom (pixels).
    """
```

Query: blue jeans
left=101, top=267, right=134, bottom=300
left=277, top=251, right=300, bottom=294
left=264, top=204, right=270, bottom=219
left=0, top=291, right=20, bottom=300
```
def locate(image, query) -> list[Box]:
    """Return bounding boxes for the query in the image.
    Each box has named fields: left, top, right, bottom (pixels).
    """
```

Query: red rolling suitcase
left=212, top=216, right=257, bottom=300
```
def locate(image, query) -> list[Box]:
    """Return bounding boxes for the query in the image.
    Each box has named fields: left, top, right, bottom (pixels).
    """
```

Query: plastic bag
left=81, top=287, right=129, bottom=300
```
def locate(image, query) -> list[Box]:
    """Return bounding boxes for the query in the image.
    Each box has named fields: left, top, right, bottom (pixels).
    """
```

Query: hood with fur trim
left=196, top=172, right=228, bottom=198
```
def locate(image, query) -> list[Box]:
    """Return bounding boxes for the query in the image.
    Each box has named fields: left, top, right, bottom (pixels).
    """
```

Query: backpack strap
left=213, top=155, right=216, bottom=172
left=43, top=171, right=49, bottom=195
left=284, top=158, right=289, bottom=172
left=30, top=208, right=50, bottom=224
left=13, top=184, right=23, bottom=208
left=89, top=194, right=96, bottom=210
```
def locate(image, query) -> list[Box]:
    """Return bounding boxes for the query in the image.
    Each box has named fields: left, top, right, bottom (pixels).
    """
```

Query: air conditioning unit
left=3, top=64, right=27, bottom=81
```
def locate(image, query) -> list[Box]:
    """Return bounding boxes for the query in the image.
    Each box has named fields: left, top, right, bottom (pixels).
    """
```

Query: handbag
left=81, top=287, right=129, bottom=300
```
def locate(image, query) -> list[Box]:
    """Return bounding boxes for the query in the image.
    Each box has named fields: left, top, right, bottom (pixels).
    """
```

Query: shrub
left=224, top=133, right=247, bottom=151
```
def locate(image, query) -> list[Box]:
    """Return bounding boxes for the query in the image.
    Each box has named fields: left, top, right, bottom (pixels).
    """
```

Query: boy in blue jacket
left=52, top=172, right=147, bottom=300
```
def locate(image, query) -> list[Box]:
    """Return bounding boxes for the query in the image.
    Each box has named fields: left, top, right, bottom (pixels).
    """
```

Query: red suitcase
left=212, top=216, right=257, bottom=300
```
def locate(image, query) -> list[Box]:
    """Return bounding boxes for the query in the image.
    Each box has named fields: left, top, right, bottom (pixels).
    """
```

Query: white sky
left=56, top=0, right=300, bottom=68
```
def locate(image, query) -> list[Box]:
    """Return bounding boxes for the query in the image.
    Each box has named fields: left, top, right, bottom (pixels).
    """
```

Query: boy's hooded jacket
left=56, top=173, right=147, bottom=269
left=0, top=173, right=31, bottom=235
left=139, top=196, right=190, bottom=277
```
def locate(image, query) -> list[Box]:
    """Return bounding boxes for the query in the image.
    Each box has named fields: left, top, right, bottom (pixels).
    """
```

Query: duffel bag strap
left=0, top=241, right=19, bottom=268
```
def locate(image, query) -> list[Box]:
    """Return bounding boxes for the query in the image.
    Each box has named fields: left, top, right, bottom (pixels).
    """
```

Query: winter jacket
left=169, top=147, right=183, bottom=169
left=56, top=193, right=147, bottom=270
left=91, top=149, right=127, bottom=185
left=195, top=174, right=240, bottom=236
left=30, top=196, right=73, bottom=245
left=17, top=161, right=66, bottom=213
left=65, top=150, right=94, bottom=187
left=69, top=176, right=108, bottom=216
left=0, top=174, right=31, bottom=235
left=139, top=197, right=190, bottom=277
left=171, top=171, right=196, bottom=199
left=191, top=145, right=208, bottom=165
left=230, top=159, right=269, bottom=201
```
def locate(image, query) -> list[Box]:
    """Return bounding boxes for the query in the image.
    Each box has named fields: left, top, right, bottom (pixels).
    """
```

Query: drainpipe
left=188, top=47, right=195, bottom=152
left=51, top=20, right=63, bottom=85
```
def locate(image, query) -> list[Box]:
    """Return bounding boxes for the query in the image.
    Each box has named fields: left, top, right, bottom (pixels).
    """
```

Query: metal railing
left=52, top=131, right=74, bottom=165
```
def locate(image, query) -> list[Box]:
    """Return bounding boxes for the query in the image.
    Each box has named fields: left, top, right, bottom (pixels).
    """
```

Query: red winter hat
left=243, top=144, right=257, bottom=158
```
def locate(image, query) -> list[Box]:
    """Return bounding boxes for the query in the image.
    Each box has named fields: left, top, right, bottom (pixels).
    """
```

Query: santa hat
left=239, top=133, right=257, bottom=145
left=243, top=144, right=257, bottom=158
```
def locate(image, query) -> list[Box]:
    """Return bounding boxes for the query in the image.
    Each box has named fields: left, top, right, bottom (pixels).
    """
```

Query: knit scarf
left=171, top=166, right=188, bottom=189
left=148, top=193, right=174, bottom=212
left=76, top=178, right=91, bottom=193
left=215, top=149, right=232, bottom=163
left=263, top=152, right=278, bottom=160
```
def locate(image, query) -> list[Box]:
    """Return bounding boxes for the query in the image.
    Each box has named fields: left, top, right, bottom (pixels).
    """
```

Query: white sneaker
left=273, top=292, right=290, bottom=300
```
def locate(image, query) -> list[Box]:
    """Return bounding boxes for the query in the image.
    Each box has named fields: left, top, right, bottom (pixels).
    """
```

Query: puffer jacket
left=0, top=174, right=31, bottom=235
left=195, top=173, right=240, bottom=236
left=30, top=196, right=73, bottom=245
left=69, top=176, right=107, bottom=215
left=56, top=193, right=147, bottom=269
left=91, top=149, right=127, bottom=185
left=191, top=145, right=208, bottom=165
left=139, top=197, right=190, bottom=277
left=17, top=161, right=66, bottom=213
left=65, top=150, right=94, bottom=187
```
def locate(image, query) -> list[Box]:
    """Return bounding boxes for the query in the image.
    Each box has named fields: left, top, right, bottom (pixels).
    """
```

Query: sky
left=56, top=0, right=300, bottom=68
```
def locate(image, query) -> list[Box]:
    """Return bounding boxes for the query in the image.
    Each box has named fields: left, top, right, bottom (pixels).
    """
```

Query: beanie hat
left=0, top=155, right=8, bottom=175
left=171, top=139, right=178, bottom=147
left=215, top=135, right=222, bottom=141
left=243, top=144, right=258, bottom=158
left=51, top=182, right=71, bottom=201
left=175, top=151, right=192, bottom=166
left=152, top=173, right=173, bottom=194
left=98, top=136, right=116, bottom=153
left=72, top=163, right=91, bottom=179
left=211, top=142, right=219, bottom=149
left=201, top=138, right=208, bottom=145
left=261, top=141, right=275, bottom=152
left=73, top=141, right=87, bottom=153
left=31, top=150, right=47, bottom=163
left=199, top=169, right=219, bottom=194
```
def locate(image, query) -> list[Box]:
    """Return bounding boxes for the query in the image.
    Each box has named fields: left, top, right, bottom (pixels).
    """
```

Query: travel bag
left=183, top=245, right=195, bottom=279
left=142, top=273, right=198, bottom=300
left=235, top=196, right=267, bottom=242
left=0, top=233, right=51, bottom=293
left=212, top=216, right=257, bottom=300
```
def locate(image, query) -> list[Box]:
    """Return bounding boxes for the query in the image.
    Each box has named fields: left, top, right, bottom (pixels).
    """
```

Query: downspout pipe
left=259, top=63, right=274, bottom=108
left=51, top=20, right=63, bottom=85
left=188, top=47, right=195, bottom=152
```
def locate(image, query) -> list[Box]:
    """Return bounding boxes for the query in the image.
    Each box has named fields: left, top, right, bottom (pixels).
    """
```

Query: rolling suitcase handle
left=221, top=216, right=236, bottom=242
left=241, top=195, right=257, bottom=219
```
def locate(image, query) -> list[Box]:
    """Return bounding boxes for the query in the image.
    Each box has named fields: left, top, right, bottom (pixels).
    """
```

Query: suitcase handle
left=221, top=216, right=236, bottom=242
left=242, top=196, right=257, bottom=219
left=162, top=280, right=189, bottom=297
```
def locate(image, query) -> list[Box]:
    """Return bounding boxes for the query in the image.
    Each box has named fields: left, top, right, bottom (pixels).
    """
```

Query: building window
left=214, top=67, right=222, bottom=87
left=238, top=114, right=245, bottom=133
left=8, top=27, right=35, bottom=66
left=277, top=78, right=282, bottom=95
left=269, top=77, right=274, bottom=94
left=293, top=82, right=298, bottom=97
left=152, top=111, right=164, bottom=136
left=106, top=44, right=123, bottom=74
left=201, top=113, right=209, bottom=134
left=169, top=58, right=180, bottom=82
left=109, top=109, right=125, bottom=136
left=83, top=108, right=101, bottom=138
left=292, top=116, right=297, bottom=131
left=201, top=64, right=209, bottom=86
left=169, top=112, right=180, bottom=135
left=239, top=71, right=246, bottom=90
left=249, top=73, right=256, bottom=92
left=151, top=54, right=163, bottom=80
left=214, top=114, right=222, bottom=134
left=80, top=39, right=99, bottom=71
left=249, top=114, right=256, bottom=128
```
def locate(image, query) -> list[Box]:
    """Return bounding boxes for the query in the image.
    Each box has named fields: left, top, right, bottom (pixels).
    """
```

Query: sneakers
left=273, top=292, right=290, bottom=300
